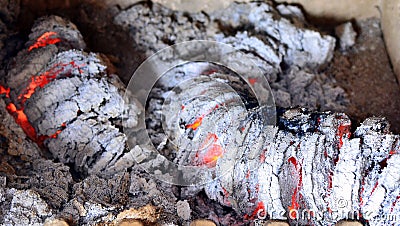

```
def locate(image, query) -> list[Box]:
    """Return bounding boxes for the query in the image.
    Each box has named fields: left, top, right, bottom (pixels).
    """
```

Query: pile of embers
left=0, top=1, right=399, bottom=225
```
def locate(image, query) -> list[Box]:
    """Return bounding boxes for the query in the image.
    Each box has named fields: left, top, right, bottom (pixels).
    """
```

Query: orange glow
left=248, top=78, right=258, bottom=85
left=0, top=85, right=10, bottom=98
left=18, top=71, right=59, bottom=102
left=4, top=60, right=82, bottom=146
left=28, top=31, right=61, bottom=51
left=194, top=133, right=225, bottom=167
left=336, top=123, right=351, bottom=149
left=199, top=133, right=218, bottom=148
left=202, top=143, right=224, bottom=165
left=185, top=104, right=220, bottom=131
left=37, top=122, right=66, bottom=144
left=6, top=102, right=66, bottom=146
left=18, top=61, right=82, bottom=104
left=185, top=115, right=204, bottom=130
left=6, top=103, right=37, bottom=141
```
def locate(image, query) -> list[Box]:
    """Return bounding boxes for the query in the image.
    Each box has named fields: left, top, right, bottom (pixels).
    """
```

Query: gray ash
left=0, top=1, right=399, bottom=226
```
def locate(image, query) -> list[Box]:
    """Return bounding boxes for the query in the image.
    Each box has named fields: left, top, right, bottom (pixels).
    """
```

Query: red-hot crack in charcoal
left=184, top=104, right=220, bottom=130
left=0, top=86, right=10, bottom=98
left=248, top=77, right=258, bottom=85
left=28, top=31, right=61, bottom=52
left=184, top=104, right=226, bottom=166
left=18, top=61, right=83, bottom=104
left=0, top=32, right=81, bottom=146
left=336, top=120, right=352, bottom=149
left=288, top=156, right=303, bottom=219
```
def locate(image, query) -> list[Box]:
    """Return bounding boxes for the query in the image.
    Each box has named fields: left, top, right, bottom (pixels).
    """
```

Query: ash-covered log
left=147, top=65, right=400, bottom=225
left=1, top=15, right=139, bottom=177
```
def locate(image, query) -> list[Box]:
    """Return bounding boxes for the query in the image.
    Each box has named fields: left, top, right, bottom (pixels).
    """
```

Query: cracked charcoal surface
left=201, top=107, right=400, bottom=225
left=114, top=1, right=347, bottom=112
left=145, top=61, right=400, bottom=224
left=0, top=2, right=400, bottom=226
left=4, top=16, right=138, bottom=177
left=0, top=15, right=182, bottom=226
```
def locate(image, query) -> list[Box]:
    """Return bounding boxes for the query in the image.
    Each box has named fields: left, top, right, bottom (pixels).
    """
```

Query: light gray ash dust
left=2, top=189, right=52, bottom=226
left=114, top=1, right=346, bottom=111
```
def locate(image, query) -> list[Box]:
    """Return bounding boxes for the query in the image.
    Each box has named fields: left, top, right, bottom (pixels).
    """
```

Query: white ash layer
left=114, top=1, right=347, bottom=112
left=4, top=16, right=140, bottom=177
left=203, top=108, right=400, bottom=225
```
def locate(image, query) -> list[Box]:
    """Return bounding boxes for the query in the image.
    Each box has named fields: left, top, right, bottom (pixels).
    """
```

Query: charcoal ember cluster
left=146, top=62, right=257, bottom=168
left=146, top=63, right=400, bottom=224
left=2, top=15, right=139, bottom=177
left=202, top=108, right=400, bottom=225
left=0, top=16, right=180, bottom=226
left=114, top=1, right=347, bottom=112
left=0, top=2, right=399, bottom=226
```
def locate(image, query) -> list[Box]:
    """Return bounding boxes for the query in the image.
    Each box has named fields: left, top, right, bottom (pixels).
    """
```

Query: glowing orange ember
left=2, top=60, right=82, bottom=146
left=28, top=31, right=61, bottom=51
left=186, top=115, right=204, bottom=130
left=194, top=133, right=225, bottom=167
left=248, top=78, right=258, bottom=85
left=6, top=103, right=37, bottom=141
left=37, top=122, right=66, bottom=145
left=202, top=143, right=224, bottom=165
left=288, top=156, right=302, bottom=218
left=185, top=104, right=220, bottom=130
left=18, top=61, right=82, bottom=104
left=337, top=122, right=351, bottom=149
left=6, top=102, right=66, bottom=146
left=0, top=85, right=10, bottom=98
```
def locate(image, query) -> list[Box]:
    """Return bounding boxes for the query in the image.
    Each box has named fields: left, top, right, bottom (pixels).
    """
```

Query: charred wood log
left=148, top=65, right=400, bottom=225
left=1, top=15, right=138, bottom=177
